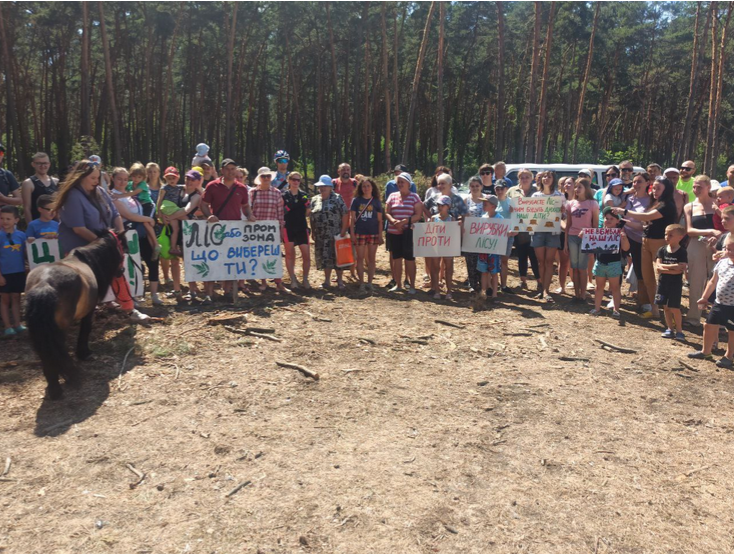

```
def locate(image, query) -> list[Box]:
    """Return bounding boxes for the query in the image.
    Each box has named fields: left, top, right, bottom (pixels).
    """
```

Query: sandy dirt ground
left=1, top=251, right=734, bottom=554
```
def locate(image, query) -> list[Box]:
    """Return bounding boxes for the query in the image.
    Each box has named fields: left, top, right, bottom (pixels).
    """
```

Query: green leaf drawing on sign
left=263, top=258, right=277, bottom=275
left=213, top=225, right=226, bottom=242
left=182, top=223, right=192, bottom=236
left=193, top=261, right=210, bottom=278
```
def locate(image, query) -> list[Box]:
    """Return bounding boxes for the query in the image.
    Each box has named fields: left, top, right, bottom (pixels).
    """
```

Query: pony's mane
left=70, top=232, right=123, bottom=292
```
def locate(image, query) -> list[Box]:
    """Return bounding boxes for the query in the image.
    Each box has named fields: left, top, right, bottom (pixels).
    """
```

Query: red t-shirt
left=202, top=179, right=249, bottom=221
left=333, top=178, right=357, bottom=211
left=715, top=202, right=731, bottom=232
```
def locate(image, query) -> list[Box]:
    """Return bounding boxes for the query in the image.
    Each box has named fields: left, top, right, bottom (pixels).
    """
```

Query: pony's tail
left=25, top=284, right=72, bottom=398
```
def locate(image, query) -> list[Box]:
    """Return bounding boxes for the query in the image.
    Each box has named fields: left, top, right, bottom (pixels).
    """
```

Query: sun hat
left=608, top=178, right=624, bottom=187
left=396, top=172, right=413, bottom=185
left=254, top=166, right=275, bottom=185
left=164, top=166, right=179, bottom=178
left=315, top=174, right=334, bottom=187
left=196, top=143, right=209, bottom=157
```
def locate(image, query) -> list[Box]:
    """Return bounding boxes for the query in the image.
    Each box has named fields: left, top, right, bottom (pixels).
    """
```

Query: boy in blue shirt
left=25, top=195, right=59, bottom=241
left=0, top=206, right=27, bottom=336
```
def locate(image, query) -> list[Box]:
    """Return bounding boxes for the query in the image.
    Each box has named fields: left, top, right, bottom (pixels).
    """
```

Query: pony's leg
left=43, top=365, right=64, bottom=400
left=75, top=312, right=94, bottom=362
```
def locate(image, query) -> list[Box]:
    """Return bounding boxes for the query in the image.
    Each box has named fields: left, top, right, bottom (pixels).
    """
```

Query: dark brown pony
left=25, top=231, right=126, bottom=400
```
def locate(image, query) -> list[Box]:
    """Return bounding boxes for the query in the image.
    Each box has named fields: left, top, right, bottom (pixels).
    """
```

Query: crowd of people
left=2, top=141, right=734, bottom=368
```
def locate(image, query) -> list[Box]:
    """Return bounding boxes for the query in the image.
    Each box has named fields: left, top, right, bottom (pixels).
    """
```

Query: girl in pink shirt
left=564, top=178, right=599, bottom=302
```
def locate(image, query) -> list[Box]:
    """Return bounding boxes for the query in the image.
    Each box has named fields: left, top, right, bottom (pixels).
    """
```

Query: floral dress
left=310, top=191, right=347, bottom=270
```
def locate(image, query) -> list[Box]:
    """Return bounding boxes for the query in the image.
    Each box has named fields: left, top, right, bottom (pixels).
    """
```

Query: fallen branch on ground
left=118, top=346, right=135, bottom=390
left=434, top=319, right=465, bottom=329
left=358, top=338, right=376, bottom=345
left=275, top=361, right=320, bottom=380
left=126, top=463, right=145, bottom=489
left=131, top=409, right=174, bottom=427
left=593, top=339, right=637, bottom=354
left=246, top=327, right=275, bottom=334
left=207, top=313, right=247, bottom=326
left=559, top=356, right=590, bottom=362
left=226, top=480, right=252, bottom=498
left=678, top=360, right=699, bottom=372
left=304, top=311, right=332, bottom=322
left=224, top=326, right=282, bottom=342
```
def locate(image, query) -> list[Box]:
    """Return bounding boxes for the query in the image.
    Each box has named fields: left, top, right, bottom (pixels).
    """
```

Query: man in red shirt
left=200, top=158, right=255, bottom=301
left=332, top=163, right=358, bottom=279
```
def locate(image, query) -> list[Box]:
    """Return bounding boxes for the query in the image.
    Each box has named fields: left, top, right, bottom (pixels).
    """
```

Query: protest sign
left=26, top=239, right=61, bottom=269
left=124, top=230, right=145, bottom=297
left=412, top=221, right=462, bottom=257
left=509, top=196, right=563, bottom=233
left=461, top=217, right=510, bottom=255
left=182, top=220, right=283, bottom=281
left=581, top=227, right=621, bottom=254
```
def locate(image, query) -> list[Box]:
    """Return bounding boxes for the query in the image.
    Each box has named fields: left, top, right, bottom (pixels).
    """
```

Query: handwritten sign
left=581, top=227, right=621, bottom=254
left=182, top=220, right=283, bottom=281
left=461, top=217, right=510, bottom=255
left=412, top=221, right=462, bottom=257
left=124, top=230, right=145, bottom=297
left=510, top=196, right=563, bottom=233
left=26, top=239, right=61, bottom=269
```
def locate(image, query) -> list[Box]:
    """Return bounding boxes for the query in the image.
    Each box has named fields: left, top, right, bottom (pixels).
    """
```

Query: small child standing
left=0, top=206, right=27, bottom=337
left=688, top=233, right=734, bottom=368
left=713, top=187, right=734, bottom=233
left=125, top=162, right=155, bottom=217
left=655, top=224, right=688, bottom=340
left=25, top=195, right=59, bottom=241
left=477, top=195, right=503, bottom=301
left=589, top=207, right=630, bottom=317
left=430, top=196, right=455, bottom=300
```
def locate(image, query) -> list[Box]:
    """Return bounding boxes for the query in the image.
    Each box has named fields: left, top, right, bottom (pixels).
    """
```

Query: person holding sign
left=282, top=171, right=312, bottom=290
left=429, top=196, right=456, bottom=300
left=531, top=170, right=564, bottom=302
left=508, top=169, right=539, bottom=291
left=311, top=175, right=350, bottom=290
left=463, top=176, right=485, bottom=293
left=0, top=206, right=27, bottom=336
left=477, top=195, right=503, bottom=301
left=494, top=180, right=516, bottom=294
left=588, top=208, right=629, bottom=317
left=250, top=167, right=288, bottom=293
left=385, top=172, right=423, bottom=294
left=350, top=177, right=383, bottom=293
left=565, top=178, right=599, bottom=303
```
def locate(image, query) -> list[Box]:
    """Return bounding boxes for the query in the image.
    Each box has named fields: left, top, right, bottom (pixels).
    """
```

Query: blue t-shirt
left=351, top=197, right=383, bottom=236
left=0, top=229, right=27, bottom=274
left=496, top=198, right=511, bottom=218
left=383, top=179, right=417, bottom=200
left=26, top=218, right=60, bottom=239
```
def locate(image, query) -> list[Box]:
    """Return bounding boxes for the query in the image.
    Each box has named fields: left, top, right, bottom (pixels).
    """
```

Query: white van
left=502, top=163, right=645, bottom=190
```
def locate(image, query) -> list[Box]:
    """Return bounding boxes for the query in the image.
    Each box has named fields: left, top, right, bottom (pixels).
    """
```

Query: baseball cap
left=664, top=167, right=680, bottom=175
left=481, top=195, right=499, bottom=207
left=200, top=158, right=213, bottom=167
left=274, top=149, right=290, bottom=162
left=437, top=195, right=451, bottom=206
left=602, top=206, right=620, bottom=219
left=608, top=178, right=624, bottom=187
left=164, top=166, right=179, bottom=178
left=578, top=169, right=592, bottom=178
left=394, top=164, right=408, bottom=173
left=221, top=158, right=237, bottom=169
left=89, top=155, right=102, bottom=166
left=185, top=169, right=202, bottom=180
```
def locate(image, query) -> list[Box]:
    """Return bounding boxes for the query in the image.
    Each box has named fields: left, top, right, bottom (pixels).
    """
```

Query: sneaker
left=433, top=292, right=441, bottom=300
left=129, top=309, right=151, bottom=322
left=589, top=309, right=600, bottom=316
left=606, top=299, right=615, bottom=309
left=403, top=280, right=410, bottom=288
left=716, top=357, right=733, bottom=369
left=14, top=324, right=27, bottom=333
left=201, top=295, right=213, bottom=305
left=501, top=286, right=515, bottom=295
left=612, top=310, right=620, bottom=318
left=675, top=332, right=686, bottom=341
left=407, top=287, right=416, bottom=295
left=3, top=328, right=17, bottom=337
left=687, top=351, right=713, bottom=361
left=359, top=284, right=367, bottom=294
left=661, top=329, right=674, bottom=339
left=642, top=304, right=652, bottom=312
left=386, top=279, right=396, bottom=289
left=546, top=295, right=555, bottom=304
left=388, top=285, right=403, bottom=293
left=445, top=293, right=453, bottom=300
left=151, top=294, right=163, bottom=306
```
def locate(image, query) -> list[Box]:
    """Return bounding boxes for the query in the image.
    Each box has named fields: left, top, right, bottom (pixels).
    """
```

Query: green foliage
left=69, top=136, right=102, bottom=164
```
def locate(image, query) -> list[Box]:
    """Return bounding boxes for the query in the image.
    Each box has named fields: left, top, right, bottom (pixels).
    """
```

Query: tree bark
left=525, top=1, right=542, bottom=162
left=436, top=2, right=446, bottom=166
left=678, top=2, right=707, bottom=165
left=159, top=7, right=183, bottom=167
left=535, top=3, right=556, bottom=163
left=711, top=2, right=734, bottom=174
left=80, top=1, right=91, bottom=137
left=381, top=2, right=392, bottom=171
left=98, top=2, right=122, bottom=164
left=402, top=1, right=436, bottom=166
left=326, top=2, right=341, bottom=165
left=705, top=3, right=719, bottom=174
left=224, top=2, right=238, bottom=156
left=0, top=4, right=28, bottom=175
left=572, top=2, right=600, bottom=164
left=495, top=1, right=506, bottom=160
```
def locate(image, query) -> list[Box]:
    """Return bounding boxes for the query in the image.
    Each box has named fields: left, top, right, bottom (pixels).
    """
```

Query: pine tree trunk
left=705, top=3, right=719, bottom=175
left=535, top=3, right=556, bottom=163
left=495, top=1, right=506, bottom=160
left=381, top=2, right=392, bottom=171
left=402, top=1, right=436, bottom=166
left=80, top=1, right=91, bottom=137
left=436, top=2, right=446, bottom=166
left=525, top=2, right=542, bottom=162
left=712, top=2, right=734, bottom=175
left=678, top=2, right=708, bottom=164
left=326, top=3, right=341, bottom=165
left=159, top=7, right=183, bottom=167
left=224, top=2, right=238, bottom=156
left=572, top=2, right=600, bottom=164
left=0, top=4, right=28, bottom=175
left=98, top=2, right=122, bottom=164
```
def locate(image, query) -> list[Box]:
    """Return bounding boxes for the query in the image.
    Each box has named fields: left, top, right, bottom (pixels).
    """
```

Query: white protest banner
left=124, top=230, right=145, bottom=297
left=26, top=239, right=61, bottom=269
left=509, top=196, right=563, bottom=233
left=461, top=217, right=510, bottom=255
left=581, top=227, right=621, bottom=254
left=182, top=220, right=283, bottom=281
left=412, top=221, right=462, bottom=257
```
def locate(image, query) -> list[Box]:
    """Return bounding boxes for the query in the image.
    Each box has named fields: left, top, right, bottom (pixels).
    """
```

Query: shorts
left=387, top=230, right=414, bottom=261
left=355, top=234, right=379, bottom=246
left=706, top=303, right=734, bottom=331
left=531, top=232, right=561, bottom=249
left=283, top=227, right=310, bottom=246
left=568, top=235, right=589, bottom=270
left=593, top=260, right=623, bottom=279
left=655, top=280, right=683, bottom=309
left=0, top=272, right=26, bottom=294
left=477, top=254, right=501, bottom=274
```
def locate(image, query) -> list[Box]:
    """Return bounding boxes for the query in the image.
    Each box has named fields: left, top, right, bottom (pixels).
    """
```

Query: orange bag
left=334, top=234, right=355, bottom=267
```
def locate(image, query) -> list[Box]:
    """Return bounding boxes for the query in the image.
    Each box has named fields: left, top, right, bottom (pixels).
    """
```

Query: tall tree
left=495, top=1, right=506, bottom=160
left=80, top=1, right=91, bottom=137
left=380, top=2, right=392, bottom=171
left=98, top=1, right=122, bottom=164
left=535, top=3, right=556, bottom=163
left=525, top=2, right=542, bottom=162
left=572, top=2, right=600, bottom=164
left=436, top=2, right=446, bottom=166
left=224, top=2, right=238, bottom=156
left=711, top=1, right=734, bottom=174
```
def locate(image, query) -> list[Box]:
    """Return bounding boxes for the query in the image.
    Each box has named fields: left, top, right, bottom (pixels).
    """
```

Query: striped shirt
left=386, top=192, right=422, bottom=235
left=249, top=186, right=285, bottom=227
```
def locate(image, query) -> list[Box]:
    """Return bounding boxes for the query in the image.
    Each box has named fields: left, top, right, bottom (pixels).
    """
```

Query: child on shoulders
left=0, top=206, right=27, bottom=337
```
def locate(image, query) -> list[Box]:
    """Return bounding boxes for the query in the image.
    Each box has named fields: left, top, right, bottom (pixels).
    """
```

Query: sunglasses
left=276, top=159, right=288, bottom=164
left=5, top=233, right=14, bottom=246
left=480, top=171, right=493, bottom=176
left=260, top=174, right=272, bottom=179
left=680, top=167, right=694, bottom=171
left=289, top=177, right=301, bottom=182
left=620, top=168, right=633, bottom=172
left=606, top=173, right=618, bottom=178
